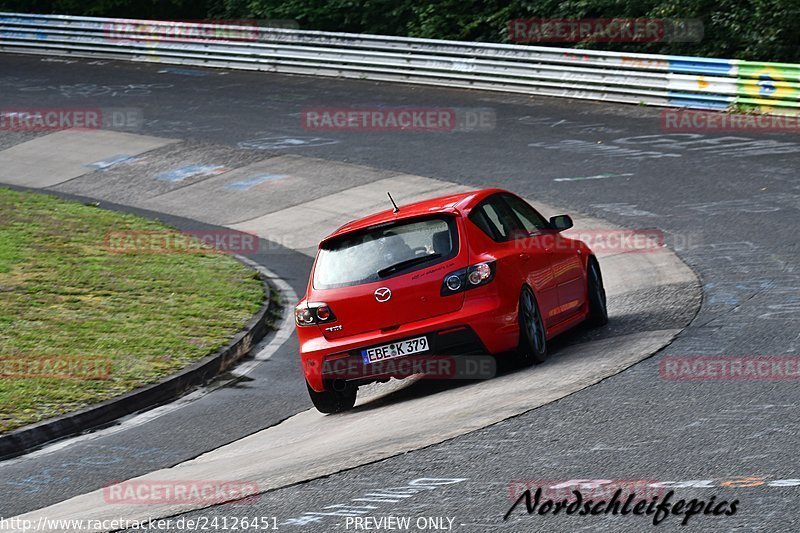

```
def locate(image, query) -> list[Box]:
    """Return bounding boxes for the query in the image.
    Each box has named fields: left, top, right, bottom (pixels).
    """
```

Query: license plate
left=361, top=336, right=429, bottom=364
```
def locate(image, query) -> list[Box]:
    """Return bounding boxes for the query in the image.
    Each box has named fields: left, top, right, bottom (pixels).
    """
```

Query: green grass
left=0, top=187, right=265, bottom=432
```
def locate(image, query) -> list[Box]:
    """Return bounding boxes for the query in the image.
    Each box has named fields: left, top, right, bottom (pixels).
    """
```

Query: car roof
left=321, top=187, right=509, bottom=243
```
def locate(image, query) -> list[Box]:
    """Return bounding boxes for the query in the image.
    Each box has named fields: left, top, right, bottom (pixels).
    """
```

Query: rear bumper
left=300, top=293, right=517, bottom=391
left=321, top=326, right=486, bottom=387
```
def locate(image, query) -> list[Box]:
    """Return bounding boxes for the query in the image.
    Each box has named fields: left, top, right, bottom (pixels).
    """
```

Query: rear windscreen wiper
left=377, top=253, right=441, bottom=278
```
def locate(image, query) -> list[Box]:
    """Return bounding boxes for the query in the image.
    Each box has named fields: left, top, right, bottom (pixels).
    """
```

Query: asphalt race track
left=1, top=53, right=799, bottom=532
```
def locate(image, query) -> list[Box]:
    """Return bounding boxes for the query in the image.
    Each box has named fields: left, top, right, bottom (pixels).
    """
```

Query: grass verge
left=0, top=187, right=265, bottom=433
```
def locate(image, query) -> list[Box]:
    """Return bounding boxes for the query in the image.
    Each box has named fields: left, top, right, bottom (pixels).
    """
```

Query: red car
left=295, top=188, right=607, bottom=413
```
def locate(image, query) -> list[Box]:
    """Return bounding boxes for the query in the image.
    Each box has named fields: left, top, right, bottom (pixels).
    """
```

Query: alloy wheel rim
left=592, top=264, right=606, bottom=314
left=523, top=290, right=544, bottom=353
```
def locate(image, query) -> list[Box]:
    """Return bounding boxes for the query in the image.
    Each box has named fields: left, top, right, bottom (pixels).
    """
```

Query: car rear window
left=313, top=216, right=458, bottom=289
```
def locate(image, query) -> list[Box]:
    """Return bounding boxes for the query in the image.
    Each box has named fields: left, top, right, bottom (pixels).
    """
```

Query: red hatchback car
left=295, top=188, right=607, bottom=412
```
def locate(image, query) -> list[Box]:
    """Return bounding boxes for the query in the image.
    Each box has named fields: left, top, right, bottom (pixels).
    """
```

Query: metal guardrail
left=2, top=12, right=799, bottom=114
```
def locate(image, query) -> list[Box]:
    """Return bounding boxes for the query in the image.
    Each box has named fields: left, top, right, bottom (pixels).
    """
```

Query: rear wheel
left=514, top=285, right=548, bottom=366
left=586, top=258, right=608, bottom=327
left=306, top=380, right=357, bottom=414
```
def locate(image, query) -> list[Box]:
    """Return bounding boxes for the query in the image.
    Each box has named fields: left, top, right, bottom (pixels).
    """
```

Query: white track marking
left=553, top=173, right=634, bottom=182
left=231, top=257, right=297, bottom=377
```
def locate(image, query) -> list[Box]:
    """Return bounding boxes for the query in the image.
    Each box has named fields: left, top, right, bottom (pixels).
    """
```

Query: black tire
left=306, top=380, right=357, bottom=414
left=514, top=285, right=548, bottom=366
left=586, top=258, right=608, bottom=327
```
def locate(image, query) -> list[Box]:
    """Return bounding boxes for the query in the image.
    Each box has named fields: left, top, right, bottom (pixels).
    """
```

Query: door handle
left=519, top=253, right=529, bottom=261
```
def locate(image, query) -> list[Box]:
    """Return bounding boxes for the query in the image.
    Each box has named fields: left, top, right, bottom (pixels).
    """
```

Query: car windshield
left=313, top=217, right=457, bottom=289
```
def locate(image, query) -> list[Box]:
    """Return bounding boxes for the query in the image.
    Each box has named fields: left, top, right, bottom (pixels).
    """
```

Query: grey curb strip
left=0, top=260, right=276, bottom=461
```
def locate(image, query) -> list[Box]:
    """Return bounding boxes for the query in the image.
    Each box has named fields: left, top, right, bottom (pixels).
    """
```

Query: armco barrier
left=1, top=12, right=799, bottom=115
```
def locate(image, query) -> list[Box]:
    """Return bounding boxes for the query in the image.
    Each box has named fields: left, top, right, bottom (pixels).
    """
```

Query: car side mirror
left=549, top=215, right=573, bottom=231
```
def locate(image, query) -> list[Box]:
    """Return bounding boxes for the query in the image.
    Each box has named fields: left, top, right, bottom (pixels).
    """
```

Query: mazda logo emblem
left=374, top=287, right=392, bottom=302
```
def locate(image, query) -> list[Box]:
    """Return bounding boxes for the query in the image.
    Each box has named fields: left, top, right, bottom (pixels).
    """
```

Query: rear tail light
left=441, top=261, right=496, bottom=296
left=468, top=262, right=492, bottom=285
left=295, top=306, right=315, bottom=326
left=315, top=305, right=331, bottom=321
left=445, top=274, right=462, bottom=292
left=295, top=302, right=337, bottom=326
